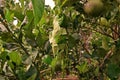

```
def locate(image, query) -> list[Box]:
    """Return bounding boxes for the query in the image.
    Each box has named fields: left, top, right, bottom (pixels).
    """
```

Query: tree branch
left=0, top=15, right=29, bottom=56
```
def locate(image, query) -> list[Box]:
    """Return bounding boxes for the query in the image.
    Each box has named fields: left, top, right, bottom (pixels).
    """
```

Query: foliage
left=0, top=0, right=120, bottom=79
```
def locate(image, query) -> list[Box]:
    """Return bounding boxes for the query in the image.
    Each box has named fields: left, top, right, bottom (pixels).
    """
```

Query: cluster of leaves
left=0, top=0, right=120, bottom=80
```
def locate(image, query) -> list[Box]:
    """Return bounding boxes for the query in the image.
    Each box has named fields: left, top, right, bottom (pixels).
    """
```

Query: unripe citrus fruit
left=84, top=0, right=103, bottom=17
left=99, top=17, right=109, bottom=26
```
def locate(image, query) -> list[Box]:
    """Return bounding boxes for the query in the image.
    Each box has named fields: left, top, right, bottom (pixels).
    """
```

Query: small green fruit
left=84, top=0, right=103, bottom=17
left=99, top=17, right=109, bottom=26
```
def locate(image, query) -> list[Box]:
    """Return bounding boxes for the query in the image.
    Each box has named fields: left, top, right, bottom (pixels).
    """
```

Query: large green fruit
left=84, top=0, right=104, bottom=17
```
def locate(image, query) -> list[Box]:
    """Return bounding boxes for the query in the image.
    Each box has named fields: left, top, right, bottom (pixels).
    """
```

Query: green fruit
left=116, top=0, right=120, bottom=3
left=84, top=0, right=103, bottom=17
left=99, top=17, right=109, bottom=26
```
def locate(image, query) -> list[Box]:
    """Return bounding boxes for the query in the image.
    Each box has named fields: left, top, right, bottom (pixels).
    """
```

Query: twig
left=84, top=26, right=114, bottom=39
left=93, top=29, right=113, bottom=39
left=111, top=27, right=120, bottom=38
left=0, top=73, right=15, bottom=78
left=100, top=50, right=112, bottom=68
left=40, top=68, right=51, bottom=74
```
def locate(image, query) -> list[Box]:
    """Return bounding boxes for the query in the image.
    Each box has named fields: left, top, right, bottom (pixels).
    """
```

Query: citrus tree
left=0, top=0, right=120, bottom=80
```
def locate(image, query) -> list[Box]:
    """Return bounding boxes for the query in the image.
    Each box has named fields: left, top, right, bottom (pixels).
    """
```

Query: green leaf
left=20, top=0, right=25, bottom=9
left=51, top=57, right=61, bottom=71
left=26, top=10, right=34, bottom=22
left=9, top=51, right=22, bottom=66
left=0, top=32, right=14, bottom=43
left=0, top=51, right=8, bottom=61
left=36, top=29, right=47, bottom=47
left=25, top=66, right=37, bottom=79
left=31, top=0, right=45, bottom=25
left=0, top=51, right=9, bottom=70
left=92, top=48, right=107, bottom=58
left=7, top=61, right=15, bottom=69
left=55, top=34, right=67, bottom=44
left=94, top=67, right=99, bottom=76
left=59, top=14, right=69, bottom=28
left=42, top=55, right=52, bottom=65
left=27, top=73, right=37, bottom=80
left=5, top=8, right=14, bottom=22
left=11, top=3, right=24, bottom=21
left=23, top=10, right=35, bottom=39
left=16, top=69, right=26, bottom=80
left=107, top=63, right=120, bottom=79
left=102, top=36, right=109, bottom=50
left=76, top=62, right=88, bottom=73
left=51, top=57, right=57, bottom=70
left=23, top=18, right=34, bottom=39
left=68, top=35, right=76, bottom=49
